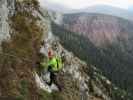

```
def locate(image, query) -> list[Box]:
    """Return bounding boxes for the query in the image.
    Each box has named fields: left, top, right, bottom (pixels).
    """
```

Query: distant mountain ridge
left=41, top=2, right=133, bottom=21
left=80, top=5, right=133, bottom=21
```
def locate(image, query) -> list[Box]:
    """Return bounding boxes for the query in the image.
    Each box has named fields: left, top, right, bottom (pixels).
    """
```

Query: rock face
left=0, top=0, right=15, bottom=46
left=38, top=9, right=131, bottom=99
left=38, top=31, right=131, bottom=100
left=62, top=13, right=133, bottom=47
left=71, top=16, right=121, bottom=46
left=0, top=0, right=132, bottom=100
left=0, top=0, right=46, bottom=99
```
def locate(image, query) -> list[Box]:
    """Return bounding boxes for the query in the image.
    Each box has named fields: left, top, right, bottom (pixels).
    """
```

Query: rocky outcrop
left=0, top=0, right=15, bottom=48
left=51, top=13, right=133, bottom=97
left=37, top=8, right=130, bottom=99
left=0, top=0, right=132, bottom=100
left=37, top=31, right=130, bottom=100
left=0, top=0, right=47, bottom=99
left=51, top=21, right=133, bottom=99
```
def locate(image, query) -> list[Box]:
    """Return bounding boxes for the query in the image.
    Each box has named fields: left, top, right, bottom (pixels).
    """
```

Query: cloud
left=39, top=0, right=132, bottom=9
left=128, top=0, right=133, bottom=4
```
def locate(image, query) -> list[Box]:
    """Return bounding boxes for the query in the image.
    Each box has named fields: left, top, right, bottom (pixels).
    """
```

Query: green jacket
left=41, top=56, right=63, bottom=72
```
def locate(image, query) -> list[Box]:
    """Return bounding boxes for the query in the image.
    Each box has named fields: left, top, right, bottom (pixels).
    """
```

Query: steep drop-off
left=0, top=0, right=132, bottom=100
left=51, top=21, right=133, bottom=100
left=51, top=13, right=133, bottom=95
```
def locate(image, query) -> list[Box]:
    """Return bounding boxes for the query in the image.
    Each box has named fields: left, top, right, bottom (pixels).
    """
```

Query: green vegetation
left=63, top=13, right=133, bottom=93
left=20, top=80, right=29, bottom=100
left=38, top=89, right=63, bottom=100
left=0, top=0, right=66, bottom=100
left=51, top=22, right=133, bottom=100
left=0, top=0, right=45, bottom=99
left=2, top=0, right=43, bottom=62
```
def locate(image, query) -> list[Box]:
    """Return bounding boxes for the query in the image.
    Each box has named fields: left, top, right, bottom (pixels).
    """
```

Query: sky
left=39, top=0, right=133, bottom=10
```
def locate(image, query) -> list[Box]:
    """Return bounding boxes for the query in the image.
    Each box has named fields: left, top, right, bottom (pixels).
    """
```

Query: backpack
left=56, top=56, right=63, bottom=71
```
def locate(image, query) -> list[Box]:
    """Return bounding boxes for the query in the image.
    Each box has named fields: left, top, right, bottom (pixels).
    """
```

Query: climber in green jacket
left=40, top=48, right=63, bottom=91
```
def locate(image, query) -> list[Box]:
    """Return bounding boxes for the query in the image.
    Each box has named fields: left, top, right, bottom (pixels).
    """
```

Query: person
left=40, top=49, right=63, bottom=91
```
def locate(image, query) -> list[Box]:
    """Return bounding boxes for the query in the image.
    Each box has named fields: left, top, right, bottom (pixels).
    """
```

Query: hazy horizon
left=39, top=0, right=133, bottom=10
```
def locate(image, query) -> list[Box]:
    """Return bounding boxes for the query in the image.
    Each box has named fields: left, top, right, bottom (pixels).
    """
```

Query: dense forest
left=51, top=22, right=133, bottom=98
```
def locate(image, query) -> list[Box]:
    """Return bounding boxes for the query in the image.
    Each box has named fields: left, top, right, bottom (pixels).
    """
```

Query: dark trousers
left=48, top=71, right=56, bottom=85
left=48, top=66, right=57, bottom=86
left=48, top=66, right=62, bottom=91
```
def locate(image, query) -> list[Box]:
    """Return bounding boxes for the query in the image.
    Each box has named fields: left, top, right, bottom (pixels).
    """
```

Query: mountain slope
left=0, top=0, right=132, bottom=100
left=51, top=21, right=133, bottom=100
left=63, top=13, right=133, bottom=47
left=37, top=31, right=132, bottom=100
left=55, top=13, right=133, bottom=95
